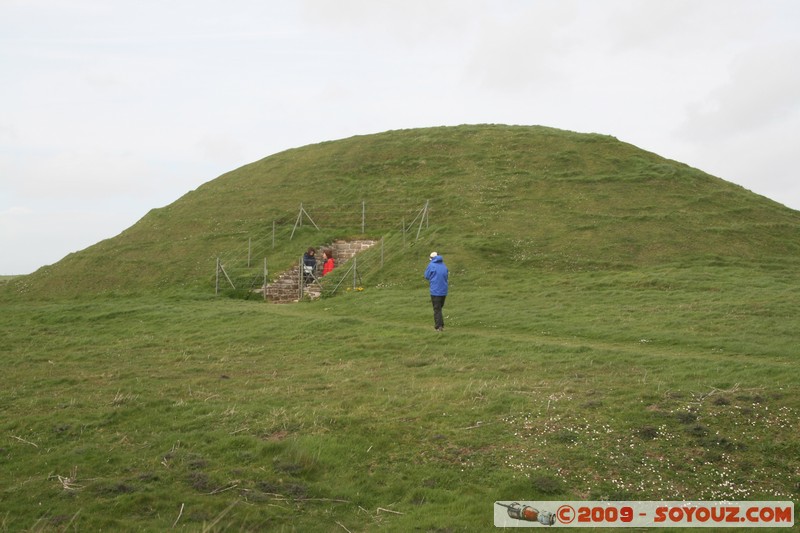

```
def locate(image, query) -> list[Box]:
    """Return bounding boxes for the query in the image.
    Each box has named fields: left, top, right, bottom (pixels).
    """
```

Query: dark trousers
left=430, top=295, right=446, bottom=329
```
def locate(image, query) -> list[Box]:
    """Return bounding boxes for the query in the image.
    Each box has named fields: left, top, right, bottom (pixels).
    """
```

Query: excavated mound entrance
left=264, top=239, right=377, bottom=303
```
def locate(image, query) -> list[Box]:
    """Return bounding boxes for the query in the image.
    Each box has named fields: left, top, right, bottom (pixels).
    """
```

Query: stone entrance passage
left=264, top=239, right=377, bottom=303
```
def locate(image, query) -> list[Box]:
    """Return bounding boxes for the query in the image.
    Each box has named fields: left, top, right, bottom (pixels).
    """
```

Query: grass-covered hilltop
left=8, top=124, right=800, bottom=298
left=1, top=124, right=798, bottom=531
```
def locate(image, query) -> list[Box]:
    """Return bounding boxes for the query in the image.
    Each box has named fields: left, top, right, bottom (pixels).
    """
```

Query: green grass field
left=2, top=258, right=798, bottom=531
left=2, top=125, right=798, bottom=530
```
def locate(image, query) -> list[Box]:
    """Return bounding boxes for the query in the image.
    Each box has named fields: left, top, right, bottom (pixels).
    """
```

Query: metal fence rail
left=214, top=201, right=431, bottom=298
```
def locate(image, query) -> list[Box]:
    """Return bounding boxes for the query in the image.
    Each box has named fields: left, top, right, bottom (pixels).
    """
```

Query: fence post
left=215, top=257, right=220, bottom=295
left=264, top=257, right=269, bottom=302
left=298, top=255, right=304, bottom=300
left=416, top=200, right=429, bottom=240
left=426, top=199, right=430, bottom=229
left=290, top=204, right=302, bottom=240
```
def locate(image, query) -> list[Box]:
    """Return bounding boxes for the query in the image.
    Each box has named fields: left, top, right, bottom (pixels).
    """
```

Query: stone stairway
left=263, top=239, right=378, bottom=303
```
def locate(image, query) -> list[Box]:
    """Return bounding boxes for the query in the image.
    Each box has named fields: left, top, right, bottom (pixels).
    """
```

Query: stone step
left=263, top=239, right=377, bottom=303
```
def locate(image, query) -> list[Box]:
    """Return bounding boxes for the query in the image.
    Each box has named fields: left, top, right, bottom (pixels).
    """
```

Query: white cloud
left=0, top=206, right=138, bottom=275
left=7, top=150, right=157, bottom=199
left=680, top=40, right=800, bottom=141
left=1, top=206, right=34, bottom=216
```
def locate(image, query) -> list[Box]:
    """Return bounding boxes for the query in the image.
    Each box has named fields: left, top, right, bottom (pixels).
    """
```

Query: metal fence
left=214, top=201, right=431, bottom=298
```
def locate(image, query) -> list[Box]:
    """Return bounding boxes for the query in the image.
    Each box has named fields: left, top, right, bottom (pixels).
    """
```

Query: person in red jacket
left=321, top=249, right=335, bottom=276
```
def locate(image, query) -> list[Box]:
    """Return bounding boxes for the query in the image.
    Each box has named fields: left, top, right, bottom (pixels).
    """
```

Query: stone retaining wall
left=327, top=239, right=378, bottom=263
left=263, top=239, right=377, bottom=303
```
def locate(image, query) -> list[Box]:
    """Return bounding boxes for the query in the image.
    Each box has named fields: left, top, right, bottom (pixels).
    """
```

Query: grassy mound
left=6, top=124, right=799, bottom=299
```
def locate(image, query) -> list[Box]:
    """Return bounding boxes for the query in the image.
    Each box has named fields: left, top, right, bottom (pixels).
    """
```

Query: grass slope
left=6, top=124, right=800, bottom=299
left=2, top=270, right=798, bottom=530
left=1, top=125, right=798, bottom=530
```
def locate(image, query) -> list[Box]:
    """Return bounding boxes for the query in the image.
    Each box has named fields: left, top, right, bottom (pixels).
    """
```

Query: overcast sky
left=2, top=0, right=799, bottom=274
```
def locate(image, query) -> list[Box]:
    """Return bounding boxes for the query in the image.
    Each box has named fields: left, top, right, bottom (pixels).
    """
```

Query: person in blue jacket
left=424, top=251, right=449, bottom=331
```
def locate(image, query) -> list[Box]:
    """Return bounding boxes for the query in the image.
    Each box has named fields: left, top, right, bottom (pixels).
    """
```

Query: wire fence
left=214, top=201, right=431, bottom=299
left=274, top=200, right=430, bottom=234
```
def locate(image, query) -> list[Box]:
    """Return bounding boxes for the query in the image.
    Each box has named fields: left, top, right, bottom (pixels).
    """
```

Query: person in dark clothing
left=302, top=247, right=317, bottom=283
left=424, top=251, right=449, bottom=331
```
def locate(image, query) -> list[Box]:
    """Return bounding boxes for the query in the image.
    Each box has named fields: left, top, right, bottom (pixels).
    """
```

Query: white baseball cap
left=430, top=251, right=438, bottom=259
